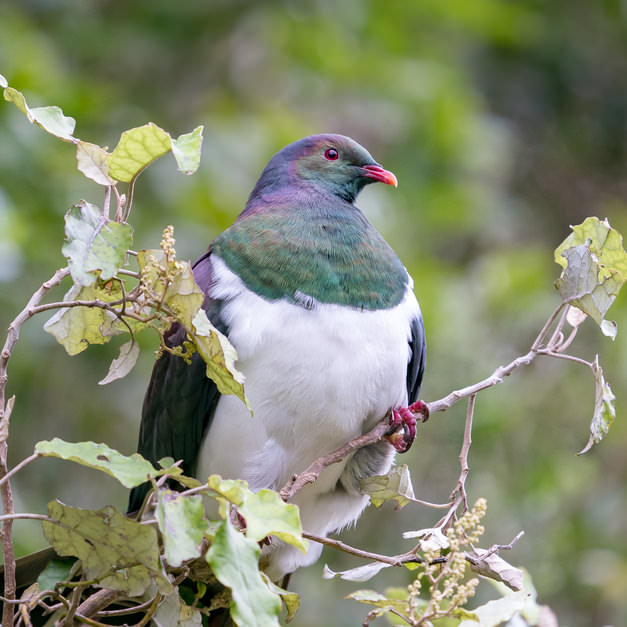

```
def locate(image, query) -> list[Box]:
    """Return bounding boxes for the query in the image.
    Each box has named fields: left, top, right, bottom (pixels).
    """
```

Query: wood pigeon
left=129, top=134, right=426, bottom=580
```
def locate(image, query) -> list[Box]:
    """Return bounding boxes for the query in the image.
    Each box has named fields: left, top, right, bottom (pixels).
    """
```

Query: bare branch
left=280, top=420, right=392, bottom=502
left=303, top=531, right=422, bottom=566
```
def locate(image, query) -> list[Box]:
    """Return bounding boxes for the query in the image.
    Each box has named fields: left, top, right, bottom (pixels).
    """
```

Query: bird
left=129, top=133, right=426, bottom=581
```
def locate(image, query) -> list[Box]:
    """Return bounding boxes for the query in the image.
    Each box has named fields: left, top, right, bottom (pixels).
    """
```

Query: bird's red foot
left=387, top=401, right=429, bottom=453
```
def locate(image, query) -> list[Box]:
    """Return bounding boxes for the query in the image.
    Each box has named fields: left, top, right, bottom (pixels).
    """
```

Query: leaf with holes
left=554, top=217, right=627, bottom=339
left=43, top=501, right=171, bottom=596
left=36, top=438, right=159, bottom=488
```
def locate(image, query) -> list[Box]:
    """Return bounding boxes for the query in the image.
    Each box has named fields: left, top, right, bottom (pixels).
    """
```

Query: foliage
left=0, top=77, right=623, bottom=626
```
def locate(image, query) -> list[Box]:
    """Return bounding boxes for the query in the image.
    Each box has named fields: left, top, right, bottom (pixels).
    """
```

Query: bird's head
left=250, top=134, right=398, bottom=204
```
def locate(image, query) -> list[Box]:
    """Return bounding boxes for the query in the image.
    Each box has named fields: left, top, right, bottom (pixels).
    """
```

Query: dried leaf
left=578, top=356, right=616, bottom=454
left=99, top=340, right=140, bottom=385
left=76, top=141, right=115, bottom=185
left=322, top=561, right=391, bottom=582
left=466, top=548, right=524, bottom=591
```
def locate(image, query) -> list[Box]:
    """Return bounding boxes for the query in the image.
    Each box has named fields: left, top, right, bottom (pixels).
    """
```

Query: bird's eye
left=324, top=148, right=339, bottom=161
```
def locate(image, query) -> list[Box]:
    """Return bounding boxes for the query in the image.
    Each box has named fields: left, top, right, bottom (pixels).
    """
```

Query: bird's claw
left=387, top=401, right=429, bottom=453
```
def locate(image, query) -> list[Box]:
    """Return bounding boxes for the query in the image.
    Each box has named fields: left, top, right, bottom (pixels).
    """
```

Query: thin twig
left=0, top=453, right=41, bottom=488
left=280, top=420, right=391, bottom=501
left=303, top=531, right=422, bottom=566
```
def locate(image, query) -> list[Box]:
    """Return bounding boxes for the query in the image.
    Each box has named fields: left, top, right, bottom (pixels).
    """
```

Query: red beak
left=361, top=164, right=398, bottom=187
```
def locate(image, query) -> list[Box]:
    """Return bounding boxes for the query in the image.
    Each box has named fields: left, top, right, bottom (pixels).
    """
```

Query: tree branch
left=0, top=266, right=70, bottom=627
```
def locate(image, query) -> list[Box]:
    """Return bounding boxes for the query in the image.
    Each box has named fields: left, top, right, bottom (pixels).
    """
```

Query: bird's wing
left=406, top=314, right=426, bottom=404
left=127, top=251, right=224, bottom=512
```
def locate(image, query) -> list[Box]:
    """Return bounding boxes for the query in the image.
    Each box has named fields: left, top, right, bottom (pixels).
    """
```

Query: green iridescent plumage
left=211, top=134, right=408, bottom=310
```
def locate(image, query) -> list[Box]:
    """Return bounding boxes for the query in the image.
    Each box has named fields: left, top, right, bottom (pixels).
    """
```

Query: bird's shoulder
left=210, top=192, right=409, bottom=311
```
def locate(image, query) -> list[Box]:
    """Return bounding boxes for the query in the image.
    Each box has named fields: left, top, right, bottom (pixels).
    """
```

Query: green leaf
left=239, top=489, right=306, bottom=552
left=191, top=309, right=250, bottom=410
left=554, top=217, right=627, bottom=338
left=171, top=126, right=204, bottom=175
left=43, top=282, right=124, bottom=355
left=62, top=200, right=132, bottom=287
left=578, top=356, right=616, bottom=454
left=458, top=591, right=531, bottom=627
left=156, top=490, right=209, bottom=567
left=43, top=501, right=170, bottom=596
left=35, top=438, right=159, bottom=488
left=360, top=464, right=416, bottom=509
left=264, top=578, right=300, bottom=623
left=3, top=86, right=76, bottom=141
left=207, top=517, right=281, bottom=627
left=76, top=141, right=115, bottom=186
left=99, top=340, right=140, bottom=385
left=36, top=557, right=75, bottom=592
left=107, top=122, right=172, bottom=182
left=206, top=474, right=249, bottom=507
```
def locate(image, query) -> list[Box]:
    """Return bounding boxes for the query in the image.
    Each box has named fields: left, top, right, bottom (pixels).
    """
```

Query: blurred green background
left=1, top=1, right=626, bottom=625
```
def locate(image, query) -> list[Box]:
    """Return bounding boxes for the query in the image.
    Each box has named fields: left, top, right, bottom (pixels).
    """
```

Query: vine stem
left=0, top=266, right=70, bottom=626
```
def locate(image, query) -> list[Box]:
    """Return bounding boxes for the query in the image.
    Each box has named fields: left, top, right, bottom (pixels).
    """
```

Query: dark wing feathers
left=406, top=314, right=426, bottom=404
left=127, top=251, right=223, bottom=512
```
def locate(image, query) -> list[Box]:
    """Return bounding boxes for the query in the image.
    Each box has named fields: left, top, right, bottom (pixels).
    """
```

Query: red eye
left=324, top=148, right=339, bottom=160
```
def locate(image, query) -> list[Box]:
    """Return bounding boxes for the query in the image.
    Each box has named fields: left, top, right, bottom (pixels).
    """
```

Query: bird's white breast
left=197, top=255, right=421, bottom=576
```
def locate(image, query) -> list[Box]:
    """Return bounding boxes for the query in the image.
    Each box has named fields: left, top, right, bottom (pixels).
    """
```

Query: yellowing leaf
left=43, top=282, right=124, bottom=355
left=3, top=86, right=76, bottom=141
left=360, top=464, right=416, bottom=509
left=107, top=122, right=171, bottom=182
left=554, top=217, right=627, bottom=338
left=192, top=309, right=250, bottom=410
left=62, top=201, right=133, bottom=286
left=35, top=438, right=159, bottom=488
left=43, top=501, right=170, bottom=596
left=76, top=141, right=115, bottom=185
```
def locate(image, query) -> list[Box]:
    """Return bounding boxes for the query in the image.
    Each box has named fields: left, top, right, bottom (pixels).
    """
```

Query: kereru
left=129, top=134, right=426, bottom=581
